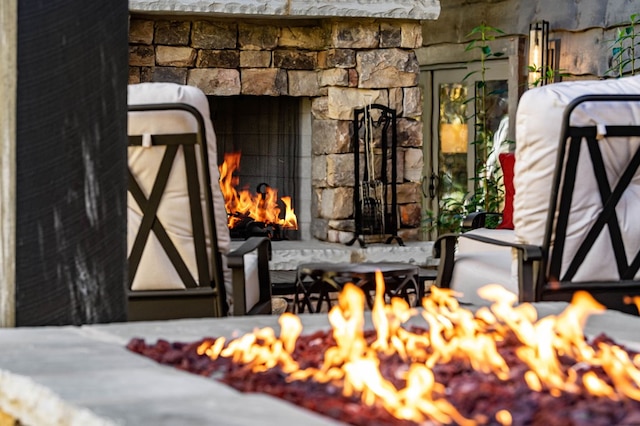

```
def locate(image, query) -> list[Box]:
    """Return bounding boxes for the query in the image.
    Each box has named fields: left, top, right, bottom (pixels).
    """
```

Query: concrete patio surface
left=0, top=302, right=639, bottom=425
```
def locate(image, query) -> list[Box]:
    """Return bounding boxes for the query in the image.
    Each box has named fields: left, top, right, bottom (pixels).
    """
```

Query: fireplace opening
left=208, top=96, right=301, bottom=240
left=219, top=151, right=299, bottom=240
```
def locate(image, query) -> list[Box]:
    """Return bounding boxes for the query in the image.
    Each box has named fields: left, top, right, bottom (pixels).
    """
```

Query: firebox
left=209, top=96, right=305, bottom=240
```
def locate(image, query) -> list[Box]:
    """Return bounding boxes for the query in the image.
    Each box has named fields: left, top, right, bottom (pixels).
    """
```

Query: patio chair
left=433, top=75, right=640, bottom=315
left=127, top=82, right=272, bottom=320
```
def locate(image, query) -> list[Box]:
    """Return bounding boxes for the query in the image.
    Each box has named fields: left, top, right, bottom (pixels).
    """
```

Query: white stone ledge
left=129, top=0, right=441, bottom=20
left=259, top=240, right=437, bottom=271
left=0, top=370, right=115, bottom=426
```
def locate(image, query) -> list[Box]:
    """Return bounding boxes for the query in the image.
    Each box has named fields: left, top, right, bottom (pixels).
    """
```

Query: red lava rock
left=126, top=329, right=640, bottom=426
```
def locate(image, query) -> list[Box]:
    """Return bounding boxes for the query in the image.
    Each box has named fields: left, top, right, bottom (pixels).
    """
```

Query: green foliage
left=465, top=23, right=506, bottom=213
left=607, top=13, right=640, bottom=77
left=527, top=65, right=566, bottom=88
left=423, top=197, right=468, bottom=235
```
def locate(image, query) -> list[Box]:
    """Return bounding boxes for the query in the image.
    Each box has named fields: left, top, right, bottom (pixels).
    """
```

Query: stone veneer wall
left=129, top=14, right=424, bottom=243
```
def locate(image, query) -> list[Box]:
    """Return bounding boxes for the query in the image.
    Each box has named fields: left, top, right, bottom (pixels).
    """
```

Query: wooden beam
left=0, top=0, right=17, bottom=327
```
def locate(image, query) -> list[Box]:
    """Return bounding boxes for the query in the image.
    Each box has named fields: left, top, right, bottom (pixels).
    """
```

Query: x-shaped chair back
left=127, top=103, right=226, bottom=316
left=535, top=95, right=640, bottom=307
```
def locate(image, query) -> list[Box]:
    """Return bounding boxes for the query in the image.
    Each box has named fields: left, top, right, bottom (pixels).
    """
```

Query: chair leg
left=434, top=234, right=458, bottom=289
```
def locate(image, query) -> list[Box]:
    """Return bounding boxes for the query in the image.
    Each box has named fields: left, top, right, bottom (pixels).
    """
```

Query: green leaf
left=481, top=45, right=491, bottom=55
left=493, top=51, right=505, bottom=57
left=464, top=40, right=477, bottom=51
left=467, top=26, right=482, bottom=35
left=466, top=26, right=483, bottom=38
left=462, top=70, right=478, bottom=81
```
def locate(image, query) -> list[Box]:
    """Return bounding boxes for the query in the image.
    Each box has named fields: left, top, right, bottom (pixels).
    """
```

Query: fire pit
left=2, top=291, right=640, bottom=425
left=127, top=275, right=640, bottom=426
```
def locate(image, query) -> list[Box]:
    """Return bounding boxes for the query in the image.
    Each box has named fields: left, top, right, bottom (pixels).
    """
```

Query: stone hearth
left=128, top=0, right=440, bottom=243
left=265, top=240, right=437, bottom=271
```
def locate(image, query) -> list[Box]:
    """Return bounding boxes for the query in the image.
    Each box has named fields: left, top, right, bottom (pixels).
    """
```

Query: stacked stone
left=129, top=16, right=424, bottom=242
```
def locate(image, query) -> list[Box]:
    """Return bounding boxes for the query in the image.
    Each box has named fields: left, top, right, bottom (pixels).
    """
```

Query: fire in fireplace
left=219, top=151, right=298, bottom=240
left=128, top=276, right=640, bottom=425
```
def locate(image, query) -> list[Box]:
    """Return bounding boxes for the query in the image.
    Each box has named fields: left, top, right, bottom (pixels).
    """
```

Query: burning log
left=227, top=212, right=297, bottom=240
left=127, top=277, right=640, bottom=426
left=219, top=152, right=298, bottom=239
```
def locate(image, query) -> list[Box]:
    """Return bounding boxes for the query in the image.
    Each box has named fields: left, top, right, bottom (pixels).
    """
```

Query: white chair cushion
left=514, top=75, right=640, bottom=282
left=127, top=83, right=233, bottom=303
left=450, top=228, right=517, bottom=305
left=243, top=251, right=260, bottom=311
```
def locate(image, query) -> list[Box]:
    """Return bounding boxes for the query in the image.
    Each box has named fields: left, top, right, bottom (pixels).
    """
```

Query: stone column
left=8, top=1, right=129, bottom=326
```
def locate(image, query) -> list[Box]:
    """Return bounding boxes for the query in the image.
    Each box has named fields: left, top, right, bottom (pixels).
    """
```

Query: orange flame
left=197, top=278, right=640, bottom=425
left=218, top=151, right=298, bottom=229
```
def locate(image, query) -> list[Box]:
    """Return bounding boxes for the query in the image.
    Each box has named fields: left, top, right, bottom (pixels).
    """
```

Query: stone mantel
left=129, top=0, right=441, bottom=20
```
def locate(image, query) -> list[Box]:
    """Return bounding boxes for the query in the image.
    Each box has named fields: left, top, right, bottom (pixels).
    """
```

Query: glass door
left=421, top=60, right=510, bottom=237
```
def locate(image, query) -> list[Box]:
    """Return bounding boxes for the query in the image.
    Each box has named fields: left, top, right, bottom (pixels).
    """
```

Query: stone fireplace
left=128, top=0, right=440, bottom=242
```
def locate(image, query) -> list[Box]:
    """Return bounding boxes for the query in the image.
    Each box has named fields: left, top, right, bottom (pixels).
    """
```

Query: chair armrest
left=227, top=237, right=272, bottom=316
left=228, top=235, right=272, bottom=259
left=432, top=232, right=544, bottom=303
left=453, top=232, right=542, bottom=259
left=462, top=211, right=502, bottom=230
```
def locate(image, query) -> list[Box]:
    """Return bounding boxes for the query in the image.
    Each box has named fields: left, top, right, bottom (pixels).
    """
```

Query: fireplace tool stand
left=347, top=104, right=403, bottom=248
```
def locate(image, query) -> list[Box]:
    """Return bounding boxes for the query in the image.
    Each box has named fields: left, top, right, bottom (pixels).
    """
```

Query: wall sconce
left=440, top=123, right=468, bottom=154
left=528, top=20, right=549, bottom=87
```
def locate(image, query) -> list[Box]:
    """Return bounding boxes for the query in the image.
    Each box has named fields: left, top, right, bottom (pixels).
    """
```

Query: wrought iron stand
left=347, top=104, right=403, bottom=247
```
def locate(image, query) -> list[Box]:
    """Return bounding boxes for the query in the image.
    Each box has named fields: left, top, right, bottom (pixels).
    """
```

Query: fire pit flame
left=193, top=272, right=640, bottom=425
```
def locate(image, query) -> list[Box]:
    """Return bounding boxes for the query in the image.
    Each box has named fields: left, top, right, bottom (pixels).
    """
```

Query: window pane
left=438, top=82, right=468, bottom=207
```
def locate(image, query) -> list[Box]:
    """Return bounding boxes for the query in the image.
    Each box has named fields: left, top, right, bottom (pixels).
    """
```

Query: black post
left=15, top=1, right=129, bottom=325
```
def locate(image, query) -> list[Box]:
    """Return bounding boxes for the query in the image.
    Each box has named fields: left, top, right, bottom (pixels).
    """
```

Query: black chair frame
left=127, top=103, right=272, bottom=320
left=434, top=95, right=640, bottom=314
